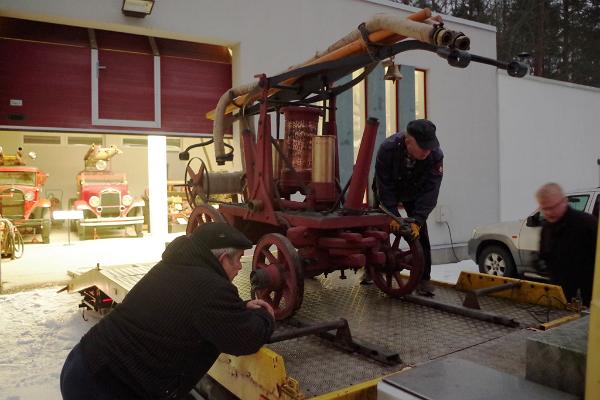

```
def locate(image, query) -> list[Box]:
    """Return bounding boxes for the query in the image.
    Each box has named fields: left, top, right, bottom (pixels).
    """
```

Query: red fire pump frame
left=181, top=13, right=527, bottom=320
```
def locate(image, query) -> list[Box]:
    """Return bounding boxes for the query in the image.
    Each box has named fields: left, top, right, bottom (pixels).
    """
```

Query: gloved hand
left=389, top=220, right=401, bottom=234
left=409, top=222, right=420, bottom=240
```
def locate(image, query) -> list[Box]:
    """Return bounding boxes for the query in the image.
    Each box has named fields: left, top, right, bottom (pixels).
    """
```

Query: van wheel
left=478, top=245, right=516, bottom=277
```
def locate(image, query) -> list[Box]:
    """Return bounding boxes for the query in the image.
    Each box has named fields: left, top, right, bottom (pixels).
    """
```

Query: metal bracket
left=270, top=318, right=401, bottom=366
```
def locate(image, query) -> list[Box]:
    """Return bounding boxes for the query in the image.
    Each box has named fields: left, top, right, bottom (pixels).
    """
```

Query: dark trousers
left=416, top=222, right=432, bottom=281
left=60, top=343, right=139, bottom=400
left=403, top=202, right=432, bottom=281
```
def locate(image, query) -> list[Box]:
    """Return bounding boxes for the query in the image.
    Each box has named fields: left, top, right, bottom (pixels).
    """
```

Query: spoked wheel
left=251, top=233, right=304, bottom=320
left=186, top=204, right=226, bottom=235
left=368, top=233, right=424, bottom=297
left=185, top=157, right=209, bottom=208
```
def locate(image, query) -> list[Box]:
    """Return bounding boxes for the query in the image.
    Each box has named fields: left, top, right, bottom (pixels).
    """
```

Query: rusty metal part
left=343, top=118, right=379, bottom=212
left=252, top=233, right=304, bottom=320
left=311, top=136, right=336, bottom=183
left=186, top=204, right=225, bottom=235
left=272, top=318, right=401, bottom=366
left=184, top=157, right=208, bottom=207
left=463, top=282, right=521, bottom=309
left=368, top=234, right=424, bottom=297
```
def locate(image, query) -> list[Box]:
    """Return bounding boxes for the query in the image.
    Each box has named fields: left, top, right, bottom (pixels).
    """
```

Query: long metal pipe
left=405, top=294, right=520, bottom=328
left=210, top=10, right=465, bottom=163
left=344, top=118, right=379, bottom=211
left=268, top=319, right=348, bottom=343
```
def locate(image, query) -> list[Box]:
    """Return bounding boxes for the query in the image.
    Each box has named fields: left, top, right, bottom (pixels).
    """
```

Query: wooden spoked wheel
left=252, top=233, right=304, bottom=320
left=186, top=204, right=226, bottom=235
left=185, top=157, right=209, bottom=208
left=368, top=234, right=424, bottom=297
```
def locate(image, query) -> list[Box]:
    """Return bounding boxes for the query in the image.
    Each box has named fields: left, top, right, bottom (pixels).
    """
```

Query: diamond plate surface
left=233, top=264, right=572, bottom=396
left=101, top=263, right=154, bottom=291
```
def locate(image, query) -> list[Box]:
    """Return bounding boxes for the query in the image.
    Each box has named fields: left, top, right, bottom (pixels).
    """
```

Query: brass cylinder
left=272, top=139, right=285, bottom=177
left=311, top=135, right=336, bottom=183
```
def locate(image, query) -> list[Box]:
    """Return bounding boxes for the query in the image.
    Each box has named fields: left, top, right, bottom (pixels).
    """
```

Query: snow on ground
left=0, top=288, right=97, bottom=400
left=0, top=260, right=477, bottom=400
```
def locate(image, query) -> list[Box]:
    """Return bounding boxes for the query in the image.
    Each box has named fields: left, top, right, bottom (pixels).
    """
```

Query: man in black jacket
left=373, top=119, right=444, bottom=296
left=537, top=183, right=597, bottom=306
left=60, top=222, right=274, bottom=399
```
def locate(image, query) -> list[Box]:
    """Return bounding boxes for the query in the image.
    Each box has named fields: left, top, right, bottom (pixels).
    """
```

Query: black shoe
left=416, top=280, right=435, bottom=297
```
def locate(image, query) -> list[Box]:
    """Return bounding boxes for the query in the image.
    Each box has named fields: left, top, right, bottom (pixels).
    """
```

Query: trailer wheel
left=368, top=234, right=424, bottom=297
left=186, top=204, right=226, bottom=235
left=251, top=233, right=304, bottom=320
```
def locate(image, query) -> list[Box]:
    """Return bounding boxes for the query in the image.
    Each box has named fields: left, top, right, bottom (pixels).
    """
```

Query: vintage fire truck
left=0, top=147, right=52, bottom=244
left=72, top=144, right=145, bottom=239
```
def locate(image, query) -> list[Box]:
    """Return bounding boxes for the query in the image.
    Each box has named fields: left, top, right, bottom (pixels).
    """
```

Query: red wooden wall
left=0, top=17, right=231, bottom=134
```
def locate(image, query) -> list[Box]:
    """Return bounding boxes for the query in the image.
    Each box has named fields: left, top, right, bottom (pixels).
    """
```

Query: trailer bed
left=66, top=262, right=575, bottom=398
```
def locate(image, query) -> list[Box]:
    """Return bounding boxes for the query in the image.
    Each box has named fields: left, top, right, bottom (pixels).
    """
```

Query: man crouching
left=60, top=222, right=274, bottom=399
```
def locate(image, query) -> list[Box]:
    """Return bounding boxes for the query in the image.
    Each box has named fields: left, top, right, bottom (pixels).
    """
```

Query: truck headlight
left=122, top=195, right=133, bottom=206
left=89, top=196, right=101, bottom=207
left=24, top=191, right=34, bottom=201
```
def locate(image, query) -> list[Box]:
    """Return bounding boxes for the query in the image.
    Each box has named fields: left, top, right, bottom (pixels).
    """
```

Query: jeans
left=60, top=343, right=139, bottom=400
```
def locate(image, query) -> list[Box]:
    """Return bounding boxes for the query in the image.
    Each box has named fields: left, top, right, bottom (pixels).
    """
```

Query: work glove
left=389, top=220, right=402, bottom=234
left=409, top=222, right=420, bottom=240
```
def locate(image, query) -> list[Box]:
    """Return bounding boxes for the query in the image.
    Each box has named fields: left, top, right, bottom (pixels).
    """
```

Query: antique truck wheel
left=184, top=157, right=209, bottom=208
left=251, top=233, right=304, bottom=320
left=186, top=204, right=226, bottom=235
left=368, top=234, right=425, bottom=297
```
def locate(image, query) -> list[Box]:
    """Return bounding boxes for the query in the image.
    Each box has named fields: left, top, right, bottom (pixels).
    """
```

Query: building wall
left=0, top=0, right=502, bottom=253
left=498, top=73, right=600, bottom=221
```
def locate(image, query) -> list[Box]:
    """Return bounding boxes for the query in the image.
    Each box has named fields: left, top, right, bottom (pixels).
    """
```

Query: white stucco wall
left=0, top=0, right=502, bottom=249
left=498, top=73, right=600, bottom=221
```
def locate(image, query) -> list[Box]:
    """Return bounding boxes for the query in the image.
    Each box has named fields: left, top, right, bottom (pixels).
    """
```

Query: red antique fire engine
left=72, top=144, right=145, bottom=239
left=0, top=147, right=51, bottom=245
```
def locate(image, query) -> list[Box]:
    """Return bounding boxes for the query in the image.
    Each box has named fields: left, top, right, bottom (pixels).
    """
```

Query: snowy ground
left=0, top=260, right=477, bottom=400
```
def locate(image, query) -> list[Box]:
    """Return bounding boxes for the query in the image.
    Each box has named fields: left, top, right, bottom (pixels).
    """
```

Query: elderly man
left=60, top=223, right=274, bottom=399
left=536, top=183, right=597, bottom=306
left=372, top=119, right=444, bottom=296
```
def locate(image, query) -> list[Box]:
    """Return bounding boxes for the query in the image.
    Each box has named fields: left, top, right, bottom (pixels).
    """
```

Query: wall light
left=122, top=0, right=155, bottom=18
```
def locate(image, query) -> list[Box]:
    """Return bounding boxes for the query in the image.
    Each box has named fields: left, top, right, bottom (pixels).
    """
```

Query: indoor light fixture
left=122, top=0, right=155, bottom=18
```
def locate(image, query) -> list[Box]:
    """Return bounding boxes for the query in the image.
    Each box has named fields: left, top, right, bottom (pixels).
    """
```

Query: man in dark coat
left=60, top=222, right=275, bottom=399
left=537, top=183, right=597, bottom=306
left=373, top=119, right=444, bottom=296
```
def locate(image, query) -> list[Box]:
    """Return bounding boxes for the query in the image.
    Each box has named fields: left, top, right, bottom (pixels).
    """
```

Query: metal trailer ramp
left=65, top=263, right=578, bottom=399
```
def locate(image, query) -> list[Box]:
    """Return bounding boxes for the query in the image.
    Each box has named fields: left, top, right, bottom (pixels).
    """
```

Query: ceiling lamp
left=122, top=0, right=155, bottom=18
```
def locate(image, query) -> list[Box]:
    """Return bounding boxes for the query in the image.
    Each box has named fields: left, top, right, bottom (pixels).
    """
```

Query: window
left=122, top=137, right=148, bottom=147
left=567, top=195, right=589, bottom=212
left=415, top=69, right=426, bottom=119
left=352, top=69, right=366, bottom=163
left=385, top=80, right=397, bottom=137
left=23, top=135, right=61, bottom=145
left=67, top=136, right=104, bottom=146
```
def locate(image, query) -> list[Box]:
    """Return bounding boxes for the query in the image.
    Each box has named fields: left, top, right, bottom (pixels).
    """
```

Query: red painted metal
left=252, top=233, right=303, bottom=320
left=344, top=117, right=379, bottom=210
left=186, top=204, right=226, bottom=235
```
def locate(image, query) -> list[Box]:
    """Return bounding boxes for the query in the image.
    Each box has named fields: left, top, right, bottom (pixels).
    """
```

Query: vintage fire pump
left=181, top=9, right=527, bottom=319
